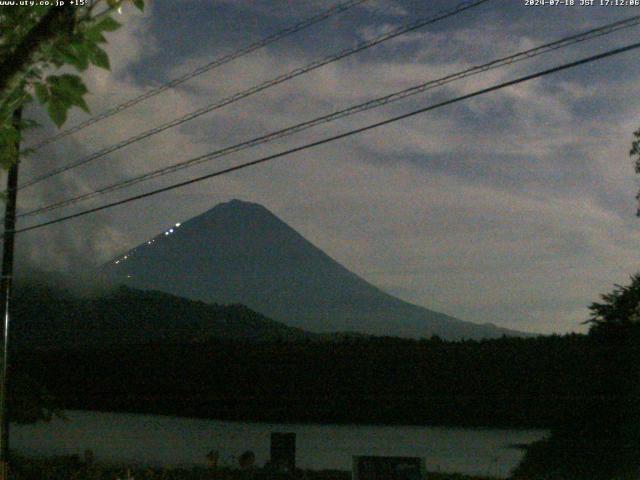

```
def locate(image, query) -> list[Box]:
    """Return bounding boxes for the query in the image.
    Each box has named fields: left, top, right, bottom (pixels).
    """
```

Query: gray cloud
left=14, top=0, right=640, bottom=334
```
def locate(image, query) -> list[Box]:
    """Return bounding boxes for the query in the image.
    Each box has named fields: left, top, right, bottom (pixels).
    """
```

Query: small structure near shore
left=270, top=432, right=296, bottom=473
left=353, top=456, right=425, bottom=480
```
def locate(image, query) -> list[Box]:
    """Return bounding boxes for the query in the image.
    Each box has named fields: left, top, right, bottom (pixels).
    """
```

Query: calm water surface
left=11, top=410, right=547, bottom=478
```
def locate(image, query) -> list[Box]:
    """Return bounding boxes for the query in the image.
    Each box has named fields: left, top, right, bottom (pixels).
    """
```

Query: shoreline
left=10, top=454, right=502, bottom=480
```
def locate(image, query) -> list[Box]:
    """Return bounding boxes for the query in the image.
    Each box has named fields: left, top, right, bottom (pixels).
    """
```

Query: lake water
left=10, top=410, right=547, bottom=478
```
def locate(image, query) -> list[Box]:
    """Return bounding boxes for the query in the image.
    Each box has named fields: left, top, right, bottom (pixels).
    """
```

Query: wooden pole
left=0, top=108, right=22, bottom=480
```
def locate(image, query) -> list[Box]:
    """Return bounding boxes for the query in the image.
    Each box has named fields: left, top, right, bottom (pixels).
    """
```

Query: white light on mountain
left=124, top=256, right=128, bottom=259
left=175, top=223, right=181, bottom=227
left=115, top=260, right=120, bottom=264
left=169, top=229, right=174, bottom=233
left=165, top=232, right=169, bottom=236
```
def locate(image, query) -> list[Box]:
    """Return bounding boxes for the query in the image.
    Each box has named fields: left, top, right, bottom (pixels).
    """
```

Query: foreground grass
left=8, top=455, right=500, bottom=479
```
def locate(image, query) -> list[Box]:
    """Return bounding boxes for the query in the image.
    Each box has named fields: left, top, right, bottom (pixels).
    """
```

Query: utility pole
left=0, top=108, right=22, bottom=480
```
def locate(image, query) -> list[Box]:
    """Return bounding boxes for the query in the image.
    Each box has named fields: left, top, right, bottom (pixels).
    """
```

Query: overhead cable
left=19, top=0, right=491, bottom=190
left=11, top=40, right=640, bottom=235
left=27, top=0, right=370, bottom=151
left=18, top=14, right=640, bottom=219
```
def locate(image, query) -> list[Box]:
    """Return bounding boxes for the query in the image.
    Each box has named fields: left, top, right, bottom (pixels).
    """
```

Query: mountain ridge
left=12, top=281, right=314, bottom=348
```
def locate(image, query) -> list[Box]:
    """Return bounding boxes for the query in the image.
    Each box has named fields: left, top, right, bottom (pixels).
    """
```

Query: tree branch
left=0, top=6, right=75, bottom=103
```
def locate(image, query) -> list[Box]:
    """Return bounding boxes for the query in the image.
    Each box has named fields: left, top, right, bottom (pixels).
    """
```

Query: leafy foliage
left=586, top=273, right=640, bottom=337
left=513, top=275, right=640, bottom=479
left=0, top=0, right=144, bottom=168
left=631, top=130, right=640, bottom=215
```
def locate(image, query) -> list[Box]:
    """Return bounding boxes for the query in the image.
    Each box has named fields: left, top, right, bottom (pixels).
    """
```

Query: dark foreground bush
left=511, top=399, right=640, bottom=480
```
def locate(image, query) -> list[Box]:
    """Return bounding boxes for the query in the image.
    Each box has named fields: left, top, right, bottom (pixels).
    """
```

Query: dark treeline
left=14, top=332, right=631, bottom=428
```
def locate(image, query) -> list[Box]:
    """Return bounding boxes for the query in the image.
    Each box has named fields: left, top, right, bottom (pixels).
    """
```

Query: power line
left=18, top=14, right=640, bottom=219
left=26, top=0, right=370, bottom=151
left=11, top=40, right=640, bottom=236
left=18, top=0, right=491, bottom=190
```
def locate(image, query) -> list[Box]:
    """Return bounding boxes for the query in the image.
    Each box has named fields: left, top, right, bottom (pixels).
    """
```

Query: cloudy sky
left=11, top=0, right=640, bottom=334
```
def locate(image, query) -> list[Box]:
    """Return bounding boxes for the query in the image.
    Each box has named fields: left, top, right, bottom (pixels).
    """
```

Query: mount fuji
left=102, top=199, right=530, bottom=340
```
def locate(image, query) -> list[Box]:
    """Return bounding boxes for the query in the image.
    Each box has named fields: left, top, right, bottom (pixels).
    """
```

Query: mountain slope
left=102, top=199, right=530, bottom=340
left=12, top=280, right=310, bottom=348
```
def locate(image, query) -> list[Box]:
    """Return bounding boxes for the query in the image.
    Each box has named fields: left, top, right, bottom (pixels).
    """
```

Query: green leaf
left=95, top=16, right=121, bottom=33
left=34, top=83, right=49, bottom=104
left=66, top=79, right=88, bottom=98
left=18, top=119, right=40, bottom=131
left=0, top=125, right=19, bottom=169
left=47, top=74, right=88, bottom=98
left=75, top=96, right=90, bottom=114
left=67, top=43, right=91, bottom=71
left=84, top=28, right=107, bottom=44
left=31, top=4, right=50, bottom=16
left=89, top=45, right=110, bottom=70
left=1, top=88, right=27, bottom=118
left=133, top=0, right=145, bottom=11
left=47, top=98, right=68, bottom=128
left=45, top=75, right=90, bottom=121
left=25, top=66, right=43, bottom=80
left=48, top=42, right=89, bottom=72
